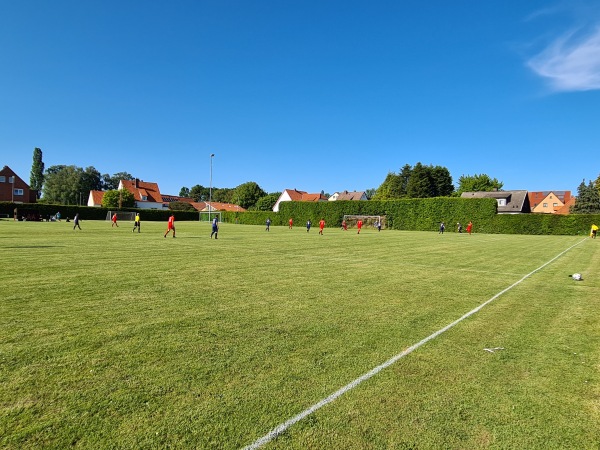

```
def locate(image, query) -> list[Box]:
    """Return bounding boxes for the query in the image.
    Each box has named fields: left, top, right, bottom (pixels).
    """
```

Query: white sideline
left=242, top=238, right=587, bottom=450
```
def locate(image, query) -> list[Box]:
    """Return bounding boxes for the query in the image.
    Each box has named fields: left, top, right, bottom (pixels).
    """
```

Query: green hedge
left=223, top=198, right=599, bottom=236
left=0, top=202, right=198, bottom=222
left=4, top=200, right=598, bottom=235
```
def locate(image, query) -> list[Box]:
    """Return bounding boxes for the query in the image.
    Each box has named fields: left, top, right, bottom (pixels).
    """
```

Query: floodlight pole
left=209, top=153, right=214, bottom=222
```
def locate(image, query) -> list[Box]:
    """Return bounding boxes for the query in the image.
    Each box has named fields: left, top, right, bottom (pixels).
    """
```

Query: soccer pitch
left=1, top=220, right=599, bottom=449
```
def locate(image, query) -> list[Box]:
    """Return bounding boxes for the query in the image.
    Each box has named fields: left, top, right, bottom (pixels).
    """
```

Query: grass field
left=1, top=219, right=599, bottom=449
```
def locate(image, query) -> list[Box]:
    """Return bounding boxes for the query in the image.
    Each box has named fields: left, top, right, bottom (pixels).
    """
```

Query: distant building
left=119, top=178, right=167, bottom=209
left=328, top=190, right=368, bottom=201
left=0, top=165, right=37, bottom=203
left=528, top=191, right=573, bottom=214
left=87, top=190, right=105, bottom=207
left=273, top=189, right=328, bottom=212
left=460, top=190, right=530, bottom=214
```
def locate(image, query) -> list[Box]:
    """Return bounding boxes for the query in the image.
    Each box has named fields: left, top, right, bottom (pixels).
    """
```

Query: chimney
left=135, top=178, right=139, bottom=188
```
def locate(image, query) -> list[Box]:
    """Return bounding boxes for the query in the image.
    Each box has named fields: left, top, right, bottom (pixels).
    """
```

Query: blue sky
left=1, top=0, right=599, bottom=197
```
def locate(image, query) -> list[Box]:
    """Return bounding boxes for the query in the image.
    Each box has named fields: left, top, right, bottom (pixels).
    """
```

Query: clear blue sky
left=2, top=1, right=599, bottom=197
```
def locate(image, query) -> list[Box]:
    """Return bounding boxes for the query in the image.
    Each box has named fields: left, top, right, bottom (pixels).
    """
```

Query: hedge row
left=3, top=200, right=598, bottom=235
left=223, top=198, right=599, bottom=236
left=0, top=202, right=198, bottom=222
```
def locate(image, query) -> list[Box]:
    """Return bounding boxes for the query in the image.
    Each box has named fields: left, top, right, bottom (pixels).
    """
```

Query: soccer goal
left=199, top=211, right=221, bottom=223
left=106, top=211, right=137, bottom=222
left=343, top=215, right=385, bottom=229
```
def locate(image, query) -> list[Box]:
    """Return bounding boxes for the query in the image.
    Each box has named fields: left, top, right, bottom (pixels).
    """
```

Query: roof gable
left=120, top=179, right=162, bottom=203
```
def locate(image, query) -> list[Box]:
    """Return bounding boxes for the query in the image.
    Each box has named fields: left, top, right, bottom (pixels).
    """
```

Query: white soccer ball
left=572, top=273, right=582, bottom=281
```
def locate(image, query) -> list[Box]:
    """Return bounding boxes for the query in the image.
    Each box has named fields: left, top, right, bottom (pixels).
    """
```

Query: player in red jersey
left=357, top=219, right=363, bottom=234
left=164, top=214, right=176, bottom=238
left=111, top=213, right=118, bottom=227
left=319, top=219, right=325, bottom=235
left=289, top=218, right=293, bottom=229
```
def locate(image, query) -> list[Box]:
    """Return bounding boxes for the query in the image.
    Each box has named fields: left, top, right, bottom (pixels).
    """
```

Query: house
left=528, top=191, right=573, bottom=214
left=0, top=166, right=38, bottom=203
left=87, top=190, right=105, bottom=207
left=272, top=189, right=328, bottom=212
left=119, top=179, right=167, bottom=209
left=460, top=190, right=530, bottom=214
left=555, top=196, right=576, bottom=215
left=328, top=190, right=368, bottom=201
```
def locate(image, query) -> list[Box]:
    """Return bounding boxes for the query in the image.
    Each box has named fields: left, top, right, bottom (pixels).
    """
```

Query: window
left=14, top=189, right=24, bottom=196
left=141, top=195, right=148, bottom=201
left=0, top=176, right=5, bottom=182
left=497, top=199, right=506, bottom=206
left=8, top=176, right=14, bottom=183
left=543, top=203, right=548, bottom=207
left=553, top=203, right=558, bottom=207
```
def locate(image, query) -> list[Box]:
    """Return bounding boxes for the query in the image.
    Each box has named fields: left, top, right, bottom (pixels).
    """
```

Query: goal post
left=199, top=211, right=221, bottom=223
left=106, top=211, right=137, bottom=222
left=342, top=215, right=385, bottom=229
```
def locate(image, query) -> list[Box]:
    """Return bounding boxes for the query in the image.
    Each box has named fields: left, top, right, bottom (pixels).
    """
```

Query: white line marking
left=242, top=238, right=586, bottom=450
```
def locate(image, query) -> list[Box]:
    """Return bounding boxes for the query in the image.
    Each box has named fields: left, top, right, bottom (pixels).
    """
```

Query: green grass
left=1, top=219, right=599, bottom=449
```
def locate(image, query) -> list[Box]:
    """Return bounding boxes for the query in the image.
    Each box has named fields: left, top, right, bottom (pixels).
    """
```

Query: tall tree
left=211, top=188, right=234, bottom=203
left=571, top=179, right=600, bottom=214
left=456, top=174, right=503, bottom=195
left=30, top=147, right=44, bottom=198
left=101, top=189, right=136, bottom=208
left=179, top=187, right=191, bottom=197
left=189, top=184, right=210, bottom=202
left=233, top=182, right=267, bottom=209
left=78, top=166, right=103, bottom=203
left=102, top=172, right=134, bottom=190
left=255, top=193, right=280, bottom=211
left=42, top=165, right=83, bottom=204
left=373, top=172, right=403, bottom=199
left=430, top=165, right=454, bottom=197
left=406, top=162, right=434, bottom=198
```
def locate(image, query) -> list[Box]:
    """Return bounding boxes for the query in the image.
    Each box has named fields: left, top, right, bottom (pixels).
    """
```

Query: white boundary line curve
left=242, top=238, right=587, bottom=450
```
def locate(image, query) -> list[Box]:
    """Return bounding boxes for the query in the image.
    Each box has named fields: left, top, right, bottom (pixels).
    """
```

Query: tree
left=41, top=165, right=84, bottom=204
left=189, top=184, right=210, bottom=202
left=78, top=166, right=103, bottom=202
left=233, top=182, right=266, bottom=209
left=373, top=163, right=454, bottom=200
left=406, top=162, right=434, bottom=198
left=102, top=172, right=134, bottom=191
left=365, top=188, right=377, bottom=199
left=169, top=201, right=196, bottom=211
left=594, top=173, right=600, bottom=197
left=101, top=189, right=136, bottom=208
left=571, top=179, right=600, bottom=214
left=430, top=165, right=454, bottom=197
left=255, top=193, right=280, bottom=211
left=373, top=172, right=403, bottom=199
left=456, top=174, right=503, bottom=195
left=30, top=147, right=44, bottom=198
left=179, top=187, right=191, bottom=197
left=212, top=188, right=234, bottom=203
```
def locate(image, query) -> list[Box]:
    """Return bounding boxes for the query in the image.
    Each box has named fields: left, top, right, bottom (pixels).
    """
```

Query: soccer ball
left=571, top=273, right=582, bottom=281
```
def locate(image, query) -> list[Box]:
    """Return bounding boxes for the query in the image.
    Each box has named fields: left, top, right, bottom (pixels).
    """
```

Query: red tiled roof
left=204, top=202, right=247, bottom=212
left=555, top=196, right=576, bottom=215
left=89, top=190, right=104, bottom=205
left=284, top=189, right=307, bottom=201
left=300, top=193, right=327, bottom=202
left=120, top=179, right=162, bottom=203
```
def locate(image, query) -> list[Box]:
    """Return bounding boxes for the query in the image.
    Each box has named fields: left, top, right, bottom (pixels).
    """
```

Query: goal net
left=106, top=211, right=137, bottom=222
left=199, top=211, right=221, bottom=223
left=342, top=215, right=385, bottom=229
